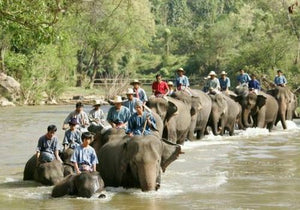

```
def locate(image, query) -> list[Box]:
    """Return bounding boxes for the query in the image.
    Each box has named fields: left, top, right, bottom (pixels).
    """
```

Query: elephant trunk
left=243, top=109, right=253, bottom=128
left=138, top=163, right=159, bottom=191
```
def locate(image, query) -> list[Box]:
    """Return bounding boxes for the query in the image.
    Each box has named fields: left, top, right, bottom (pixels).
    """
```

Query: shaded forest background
left=1, top=0, right=300, bottom=104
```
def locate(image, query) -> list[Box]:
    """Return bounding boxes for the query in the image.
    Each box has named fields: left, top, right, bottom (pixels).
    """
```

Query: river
left=0, top=105, right=300, bottom=209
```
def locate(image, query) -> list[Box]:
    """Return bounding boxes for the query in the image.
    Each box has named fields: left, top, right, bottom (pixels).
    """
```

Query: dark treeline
left=1, top=0, right=300, bottom=104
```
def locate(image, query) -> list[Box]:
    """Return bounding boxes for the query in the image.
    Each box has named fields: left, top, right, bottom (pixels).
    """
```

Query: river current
left=0, top=105, right=300, bottom=209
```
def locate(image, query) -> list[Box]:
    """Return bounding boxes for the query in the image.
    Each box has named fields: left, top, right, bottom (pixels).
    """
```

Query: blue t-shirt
left=70, top=145, right=98, bottom=166
left=107, top=106, right=131, bottom=124
left=36, top=135, right=59, bottom=154
left=126, top=112, right=156, bottom=135
left=219, top=77, right=231, bottom=90
left=174, top=75, right=190, bottom=89
left=274, top=75, right=287, bottom=85
left=133, top=88, right=148, bottom=103
left=62, top=129, right=82, bottom=148
left=123, top=98, right=140, bottom=115
left=237, top=73, right=251, bottom=85
left=248, top=79, right=261, bottom=90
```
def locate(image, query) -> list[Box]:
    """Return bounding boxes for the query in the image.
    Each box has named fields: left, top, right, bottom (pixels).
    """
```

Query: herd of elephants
left=22, top=85, right=298, bottom=198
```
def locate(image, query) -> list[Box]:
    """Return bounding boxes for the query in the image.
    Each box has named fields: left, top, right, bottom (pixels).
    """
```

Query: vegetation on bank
left=0, top=0, right=300, bottom=104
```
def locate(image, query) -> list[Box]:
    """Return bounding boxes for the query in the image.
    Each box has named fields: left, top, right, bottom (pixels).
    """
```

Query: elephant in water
left=146, top=96, right=191, bottom=144
left=51, top=171, right=104, bottom=198
left=98, top=135, right=182, bottom=192
left=23, top=155, right=64, bottom=185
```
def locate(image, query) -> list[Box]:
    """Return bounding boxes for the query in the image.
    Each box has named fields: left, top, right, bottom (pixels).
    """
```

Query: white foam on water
left=3, top=177, right=19, bottom=183
left=273, top=120, right=300, bottom=130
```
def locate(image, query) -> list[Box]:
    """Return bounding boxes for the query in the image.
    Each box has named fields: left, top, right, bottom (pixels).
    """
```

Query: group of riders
left=35, top=67, right=288, bottom=174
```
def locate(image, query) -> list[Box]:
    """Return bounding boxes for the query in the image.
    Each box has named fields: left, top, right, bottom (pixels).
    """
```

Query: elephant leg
left=166, top=121, right=177, bottom=143
left=256, top=111, right=266, bottom=128
left=266, top=122, right=274, bottom=132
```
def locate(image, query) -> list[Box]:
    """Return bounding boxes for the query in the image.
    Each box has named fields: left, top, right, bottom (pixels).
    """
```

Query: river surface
left=0, top=105, right=300, bottom=210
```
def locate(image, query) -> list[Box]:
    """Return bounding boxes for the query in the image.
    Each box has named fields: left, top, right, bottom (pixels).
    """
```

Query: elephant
left=51, top=171, right=104, bottom=198
left=208, top=93, right=241, bottom=136
left=146, top=96, right=191, bottom=144
left=267, top=86, right=297, bottom=129
left=234, top=91, right=278, bottom=131
left=98, top=135, right=182, bottom=192
left=171, top=90, right=212, bottom=140
left=23, top=155, right=64, bottom=185
left=60, top=148, right=75, bottom=176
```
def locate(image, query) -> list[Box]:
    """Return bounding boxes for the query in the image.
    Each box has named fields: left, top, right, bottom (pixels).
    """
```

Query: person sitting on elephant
left=248, top=74, right=261, bottom=94
left=62, top=102, right=90, bottom=132
left=126, top=101, right=157, bottom=136
left=203, top=71, right=221, bottom=94
left=152, top=74, right=169, bottom=97
left=167, top=81, right=175, bottom=96
left=70, top=132, right=99, bottom=174
left=274, top=69, right=287, bottom=87
left=237, top=69, right=251, bottom=86
left=131, top=79, right=148, bottom=104
left=174, top=67, right=191, bottom=93
left=107, top=95, right=131, bottom=129
left=88, top=100, right=105, bottom=126
left=219, top=71, right=231, bottom=92
left=123, top=88, right=141, bottom=115
left=36, top=125, right=63, bottom=165
left=62, top=118, right=82, bottom=151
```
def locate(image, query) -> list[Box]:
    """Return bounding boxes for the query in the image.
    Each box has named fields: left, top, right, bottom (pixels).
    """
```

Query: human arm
left=55, top=150, right=63, bottom=163
left=74, top=162, right=81, bottom=174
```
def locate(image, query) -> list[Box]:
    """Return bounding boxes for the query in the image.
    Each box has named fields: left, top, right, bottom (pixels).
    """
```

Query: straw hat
left=126, top=88, right=134, bottom=95
left=177, top=67, right=185, bottom=72
left=208, top=71, right=217, bottom=76
left=93, top=99, right=101, bottom=107
left=130, top=79, right=141, bottom=85
left=220, top=71, right=227, bottom=75
left=111, top=96, right=123, bottom=103
left=167, top=81, right=174, bottom=86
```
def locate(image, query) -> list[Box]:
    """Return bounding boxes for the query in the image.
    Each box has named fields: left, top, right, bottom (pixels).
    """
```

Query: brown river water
left=0, top=105, right=300, bottom=210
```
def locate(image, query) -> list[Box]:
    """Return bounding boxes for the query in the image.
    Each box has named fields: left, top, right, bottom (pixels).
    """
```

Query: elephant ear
left=256, top=95, right=267, bottom=109
left=166, top=101, right=178, bottom=118
left=160, top=139, right=183, bottom=173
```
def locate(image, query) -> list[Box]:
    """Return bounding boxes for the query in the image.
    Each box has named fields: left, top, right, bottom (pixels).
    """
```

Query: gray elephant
left=171, top=90, right=212, bottom=140
left=98, top=135, right=182, bottom=191
left=60, top=148, right=75, bottom=176
left=146, top=96, right=191, bottom=144
left=267, top=86, right=297, bottom=129
left=23, top=155, right=64, bottom=185
left=208, top=93, right=241, bottom=135
left=234, top=90, right=278, bottom=131
left=51, top=171, right=104, bottom=198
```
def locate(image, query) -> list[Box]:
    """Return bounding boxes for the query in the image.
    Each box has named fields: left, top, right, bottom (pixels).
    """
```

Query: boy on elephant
left=152, top=74, right=169, bottom=97
left=237, top=69, right=251, bottom=86
left=71, top=132, right=99, bottom=174
left=174, top=67, right=192, bottom=95
left=107, top=95, right=131, bottom=129
left=62, top=118, right=82, bottom=151
left=126, top=101, right=157, bottom=136
left=36, top=125, right=63, bottom=165
left=274, top=69, right=287, bottom=87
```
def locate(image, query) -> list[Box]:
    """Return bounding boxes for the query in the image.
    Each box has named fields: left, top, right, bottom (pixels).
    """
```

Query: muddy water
left=0, top=105, right=300, bottom=209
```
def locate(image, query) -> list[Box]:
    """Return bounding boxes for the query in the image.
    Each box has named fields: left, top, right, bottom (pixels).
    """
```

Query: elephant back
left=23, top=155, right=37, bottom=180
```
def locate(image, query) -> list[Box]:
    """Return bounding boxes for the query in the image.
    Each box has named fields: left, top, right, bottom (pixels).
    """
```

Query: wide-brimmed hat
left=69, top=117, right=78, bottom=125
left=130, top=79, right=141, bottom=85
left=93, top=99, right=101, bottom=107
left=111, top=95, right=123, bottom=103
left=220, top=71, right=227, bottom=75
left=177, top=67, right=185, bottom=72
left=167, top=81, right=174, bottom=86
left=208, top=71, right=217, bottom=76
left=126, top=88, right=134, bottom=95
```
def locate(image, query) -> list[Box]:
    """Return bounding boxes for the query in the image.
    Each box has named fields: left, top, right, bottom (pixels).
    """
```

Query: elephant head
left=120, top=136, right=182, bottom=192
left=34, top=159, right=64, bottom=185
left=146, top=97, right=178, bottom=121
left=235, top=93, right=266, bottom=128
left=209, top=94, right=227, bottom=135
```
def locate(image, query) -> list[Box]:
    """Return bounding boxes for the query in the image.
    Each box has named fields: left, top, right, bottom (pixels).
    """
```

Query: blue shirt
left=123, top=98, right=140, bottom=115
left=126, top=112, right=156, bottom=135
left=70, top=145, right=98, bottom=166
left=64, top=110, right=89, bottom=127
left=133, top=88, right=148, bottom=103
left=62, top=129, right=82, bottom=149
left=107, top=106, right=131, bottom=124
left=248, top=79, right=261, bottom=90
left=36, top=135, right=59, bottom=154
left=237, top=73, right=251, bottom=85
left=174, top=75, right=190, bottom=90
left=88, top=108, right=105, bottom=124
left=203, top=78, right=220, bottom=92
left=219, top=77, right=231, bottom=90
left=274, top=75, right=287, bottom=85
